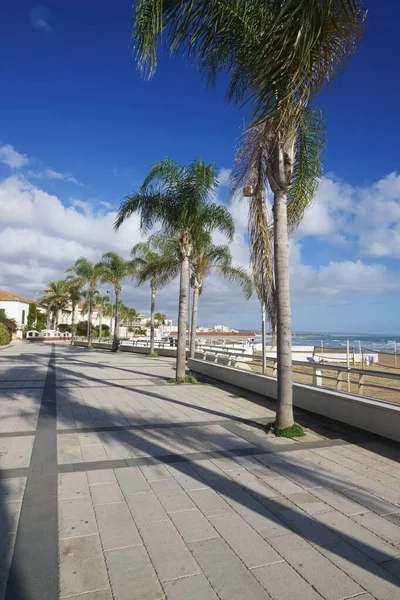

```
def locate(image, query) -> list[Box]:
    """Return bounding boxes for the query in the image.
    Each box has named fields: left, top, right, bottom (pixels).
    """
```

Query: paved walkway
left=1, top=343, right=400, bottom=600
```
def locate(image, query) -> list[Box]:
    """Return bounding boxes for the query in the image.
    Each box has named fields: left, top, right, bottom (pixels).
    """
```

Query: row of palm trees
left=38, top=224, right=252, bottom=356
left=123, top=0, right=366, bottom=430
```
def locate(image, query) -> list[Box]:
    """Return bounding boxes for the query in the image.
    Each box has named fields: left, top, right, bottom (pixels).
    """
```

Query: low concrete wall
left=188, top=358, right=400, bottom=444
left=72, top=341, right=185, bottom=358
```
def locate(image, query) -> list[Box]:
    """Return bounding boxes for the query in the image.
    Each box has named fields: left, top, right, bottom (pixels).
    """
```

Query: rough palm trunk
left=55, top=309, right=60, bottom=330
left=87, top=288, right=94, bottom=347
left=189, top=278, right=200, bottom=359
left=150, top=279, right=156, bottom=354
left=112, top=288, right=120, bottom=352
left=71, top=302, right=76, bottom=344
left=99, top=310, right=103, bottom=341
left=274, top=190, right=294, bottom=429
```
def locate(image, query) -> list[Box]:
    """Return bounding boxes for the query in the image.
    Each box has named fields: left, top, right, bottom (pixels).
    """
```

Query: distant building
left=0, top=289, right=33, bottom=335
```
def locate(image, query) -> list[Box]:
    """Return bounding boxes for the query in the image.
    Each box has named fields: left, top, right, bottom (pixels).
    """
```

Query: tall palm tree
left=98, top=252, right=137, bottom=351
left=67, top=258, right=103, bottom=348
left=66, top=282, right=83, bottom=343
left=103, top=302, right=114, bottom=337
left=131, top=0, right=365, bottom=426
left=38, top=280, right=70, bottom=330
left=131, top=239, right=179, bottom=354
left=126, top=307, right=138, bottom=336
left=115, top=158, right=235, bottom=381
left=95, top=295, right=110, bottom=340
left=189, top=242, right=253, bottom=358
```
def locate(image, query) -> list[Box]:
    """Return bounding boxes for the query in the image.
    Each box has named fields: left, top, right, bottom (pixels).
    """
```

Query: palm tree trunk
left=71, top=302, right=76, bottom=344
left=274, top=190, right=294, bottom=430
left=88, top=288, right=94, bottom=347
left=99, top=311, right=102, bottom=341
left=150, top=279, right=156, bottom=354
left=112, top=289, right=119, bottom=352
left=176, top=256, right=189, bottom=381
left=190, top=285, right=199, bottom=359
left=51, top=312, right=56, bottom=330
left=55, top=309, right=60, bottom=330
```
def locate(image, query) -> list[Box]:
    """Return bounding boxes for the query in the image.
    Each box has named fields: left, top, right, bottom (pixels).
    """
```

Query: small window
left=22, top=309, right=25, bottom=325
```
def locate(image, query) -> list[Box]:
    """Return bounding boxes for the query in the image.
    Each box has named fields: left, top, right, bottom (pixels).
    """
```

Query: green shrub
left=148, top=352, right=159, bottom=358
left=167, top=375, right=197, bottom=384
left=59, top=324, right=71, bottom=333
left=265, top=422, right=305, bottom=438
left=0, top=323, right=10, bottom=346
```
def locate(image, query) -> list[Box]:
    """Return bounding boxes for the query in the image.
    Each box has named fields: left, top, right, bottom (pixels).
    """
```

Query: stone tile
left=163, top=574, right=219, bottom=600
left=268, top=534, right=362, bottom=600
left=150, top=478, right=196, bottom=513
left=115, top=466, right=151, bottom=495
left=81, top=445, right=108, bottom=462
left=78, top=432, right=102, bottom=446
left=188, top=488, right=233, bottom=517
left=286, top=491, right=333, bottom=515
left=59, top=496, right=98, bottom=538
left=140, top=464, right=172, bottom=482
left=316, top=510, right=400, bottom=563
left=276, top=508, right=340, bottom=546
left=95, top=501, right=142, bottom=550
left=105, top=545, right=164, bottom=600
left=9, top=436, right=34, bottom=450
left=58, top=472, right=89, bottom=499
left=126, top=491, right=168, bottom=524
left=188, top=537, right=270, bottom=600
left=2, top=447, right=32, bottom=468
left=252, top=561, right=324, bottom=600
left=319, top=541, right=400, bottom=600
left=225, top=469, right=281, bottom=499
left=90, top=482, right=124, bottom=505
left=0, top=477, right=26, bottom=503
left=311, top=486, right=370, bottom=516
left=342, top=487, right=400, bottom=516
left=59, top=534, right=109, bottom=597
left=60, top=590, right=113, bottom=600
left=166, top=462, right=207, bottom=490
left=170, top=509, right=218, bottom=543
left=139, top=519, right=200, bottom=582
left=382, top=558, right=400, bottom=579
left=210, top=511, right=282, bottom=568
left=87, top=469, right=117, bottom=485
left=352, top=511, right=400, bottom=545
left=58, top=443, right=83, bottom=464
left=266, top=476, right=305, bottom=496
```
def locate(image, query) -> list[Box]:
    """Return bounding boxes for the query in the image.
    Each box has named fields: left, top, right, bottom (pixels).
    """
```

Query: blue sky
left=0, top=0, right=400, bottom=334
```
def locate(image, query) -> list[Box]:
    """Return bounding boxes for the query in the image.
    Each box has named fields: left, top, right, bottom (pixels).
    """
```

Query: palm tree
left=98, top=252, right=137, bottom=351
left=131, top=239, right=179, bottom=354
left=103, top=302, right=114, bottom=337
left=66, top=282, right=83, bottom=343
left=67, top=258, right=103, bottom=348
left=38, top=280, right=71, bottom=330
left=115, top=158, right=234, bottom=381
left=126, top=307, right=138, bottom=336
left=131, top=1, right=365, bottom=426
left=95, top=295, right=110, bottom=340
left=189, top=242, right=253, bottom=358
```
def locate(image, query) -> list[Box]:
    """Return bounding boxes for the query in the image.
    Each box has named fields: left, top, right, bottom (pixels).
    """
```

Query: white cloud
left=217, top=167, right=231, bottom=187
left=30, top=6, right=54, bottom=34
left=0, top=144, right=29, bottom=169
left=28, top=168, right=82, bottom=185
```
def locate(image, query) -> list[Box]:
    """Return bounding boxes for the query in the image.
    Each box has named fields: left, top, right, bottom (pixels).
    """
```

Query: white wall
left=0, top=300, right=30, bottom=328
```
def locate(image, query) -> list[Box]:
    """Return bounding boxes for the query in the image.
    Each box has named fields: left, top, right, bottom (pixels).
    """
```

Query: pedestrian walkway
left=1, top=343, right=400, bottom=600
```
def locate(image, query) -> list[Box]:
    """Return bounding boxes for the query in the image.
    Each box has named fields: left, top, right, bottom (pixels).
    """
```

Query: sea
left=268, top=333, right=400, bottom=354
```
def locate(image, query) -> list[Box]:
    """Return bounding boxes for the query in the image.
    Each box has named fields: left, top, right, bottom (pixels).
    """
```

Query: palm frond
left=218, top=265, right=253, bottom=300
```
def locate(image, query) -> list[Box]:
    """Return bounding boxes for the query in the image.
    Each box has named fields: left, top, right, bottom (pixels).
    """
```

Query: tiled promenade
left=0, top=342, right=400, bottom=599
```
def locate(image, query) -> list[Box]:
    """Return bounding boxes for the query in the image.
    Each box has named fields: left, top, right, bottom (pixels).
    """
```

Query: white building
left=0, top=289, right=32, bottom=336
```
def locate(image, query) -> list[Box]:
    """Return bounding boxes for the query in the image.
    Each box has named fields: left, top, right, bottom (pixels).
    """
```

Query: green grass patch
left=265, top=422, right=305, bottom=438
left=167, top=375, right=197, bottom=384
left=148, top=352, right=159, bottom=358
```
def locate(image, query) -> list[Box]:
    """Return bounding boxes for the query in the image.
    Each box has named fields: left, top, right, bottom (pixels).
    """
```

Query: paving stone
left=105, top=545, right=164, bottom=600
left=268, top=534, right=363, bottom=600
left=115, top=466, right=151, bottom=495
left=126, top=491, right=168, bottom=524
left=59, top=472, right=89, bottom=499
left=276, top=508, right=340, bottom=545
left=58, top=443, right=83, bottom=464
left=385, top=513, right=400, bottom=527
left=286, top=491, right=332, bottom=515
left=90, top=482, right=124, bottom=505
left=138, top=519, right=200, bottom=581
left=166, top=462, right=207, bottom=490
left=59, top=534, right=109, bottom=597
left=382, top=558, right=400, bottom=579
left=2, top=447, right=32, bottom=468
left=252, top=560, right=324, bottom=600
left=352, top=511, right=400, bottom=544
left=81, top=445, right=108, bottom=462
left=266, top=476, right=305, bottom=496
left=150, top=478, right=196, bottom=513
left=316, top=510, right=400, bottom=563
left=169, top=509, right=218, bottom=543
left=188, top=488, right=233, bottom=517
left=87, top=469, right=117, bottom=485
left=95, top=501, right=142, bottom=550
left=188, top=537, right=270, bottom=600
left=78, top=432, right=102, bottom=446
left=163, top=574, right=219, bottom=600
left=140, top=463, right=172, bottom=482
left=59, top=496, right=98, bottom=538
left=226, top=469, right=281, bottom=499
left=319, top=541, right=400, bottom=600
left=210, top=511, right=282, bottom=568
left=60, top=589, right=113, bottom=600
left=0, top=477, right=26, bottom=503
left=311, top=486, right=370, bottom=516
